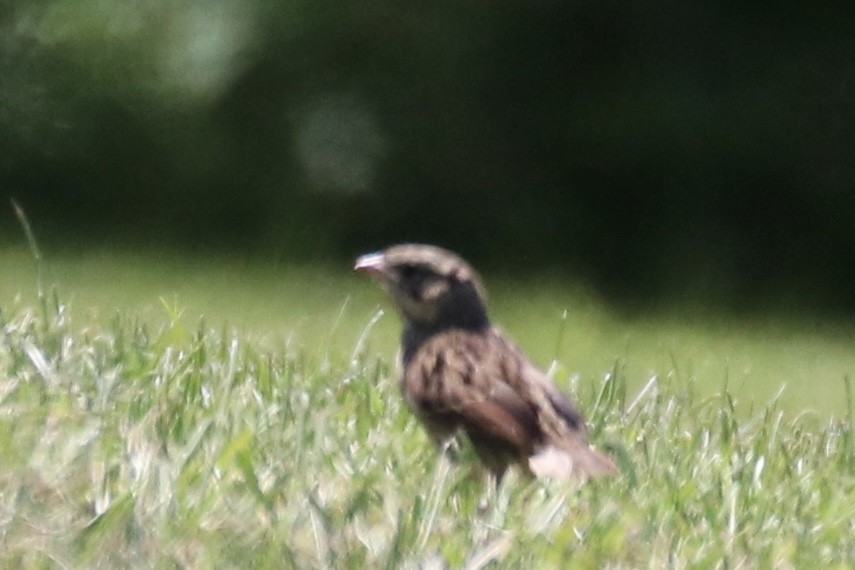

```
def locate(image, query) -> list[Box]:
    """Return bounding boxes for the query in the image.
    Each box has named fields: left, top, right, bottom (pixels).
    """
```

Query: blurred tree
left=2, top=0, right=853, bottom=309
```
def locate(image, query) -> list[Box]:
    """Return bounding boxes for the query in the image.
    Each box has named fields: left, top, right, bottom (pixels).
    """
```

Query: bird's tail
left=528, top=442, right=618, bottom=481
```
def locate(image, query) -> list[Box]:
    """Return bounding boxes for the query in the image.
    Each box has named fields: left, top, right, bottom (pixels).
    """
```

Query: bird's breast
left=401, top=328, right=514, bottom=414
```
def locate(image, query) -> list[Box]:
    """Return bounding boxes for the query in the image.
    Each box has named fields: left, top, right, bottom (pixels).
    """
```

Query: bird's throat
left=401, top=317, right=490, bottom=367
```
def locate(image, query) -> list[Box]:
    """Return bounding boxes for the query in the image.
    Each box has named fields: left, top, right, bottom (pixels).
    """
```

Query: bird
left=355, top=243, right=617, bottom=482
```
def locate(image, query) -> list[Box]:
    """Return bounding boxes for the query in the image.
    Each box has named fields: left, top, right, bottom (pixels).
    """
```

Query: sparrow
left=355, top=244, right=617, bottom=482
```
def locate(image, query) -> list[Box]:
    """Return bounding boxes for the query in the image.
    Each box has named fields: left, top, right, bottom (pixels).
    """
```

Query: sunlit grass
left=2, top=244, right=854, bottom=415
left=1, top=279, right=854, bottom=567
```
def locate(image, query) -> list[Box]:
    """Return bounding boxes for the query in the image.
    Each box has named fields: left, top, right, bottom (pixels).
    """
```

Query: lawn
left=3, top=244, right=853, bottom=415
left=1, top=243, right=854, bottom=567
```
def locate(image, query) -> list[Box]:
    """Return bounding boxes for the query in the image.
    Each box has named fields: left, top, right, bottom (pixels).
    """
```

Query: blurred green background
left=3, top=1, right=853, bottom=311
left=3, top=8, right=855, bottom=565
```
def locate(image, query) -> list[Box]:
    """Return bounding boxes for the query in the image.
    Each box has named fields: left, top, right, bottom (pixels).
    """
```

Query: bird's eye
left=399, top=264, right=419, bottom=279
left=397, top=264, right=430, bottom=300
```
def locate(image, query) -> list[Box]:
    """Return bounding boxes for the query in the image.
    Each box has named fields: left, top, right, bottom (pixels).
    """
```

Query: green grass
left=1, top=244, right=855, bottom=567
left=2, top=244, right=854, bottom=415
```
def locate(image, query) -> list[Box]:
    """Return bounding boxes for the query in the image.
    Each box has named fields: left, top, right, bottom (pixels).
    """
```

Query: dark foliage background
left=2, top=1, right=853, bottom=309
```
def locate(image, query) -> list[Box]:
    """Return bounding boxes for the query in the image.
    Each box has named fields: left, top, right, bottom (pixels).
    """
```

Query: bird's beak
left=354, top=252, right=387, bottom=277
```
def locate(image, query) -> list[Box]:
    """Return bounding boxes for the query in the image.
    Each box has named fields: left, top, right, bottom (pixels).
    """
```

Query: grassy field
left=1, top=244, right=854, bottom=567
left=3, top=244, right=854, bottom=415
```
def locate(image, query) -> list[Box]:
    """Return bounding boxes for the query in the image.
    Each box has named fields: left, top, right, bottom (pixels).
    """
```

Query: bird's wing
left=507, top=344, right=618, bottom=480
left=404, top=329, right=542, bottom=459
left=474, top=330, right=618, bottom=480
left=406, top=328, right=617, bottom=480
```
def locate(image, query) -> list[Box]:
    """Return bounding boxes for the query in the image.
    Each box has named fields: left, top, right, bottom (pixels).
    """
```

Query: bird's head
left=355, top=244, right=490, bottom=330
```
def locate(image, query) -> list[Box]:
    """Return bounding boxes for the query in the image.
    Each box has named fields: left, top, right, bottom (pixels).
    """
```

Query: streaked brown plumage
left=355, top=244, right=617, bottom=482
